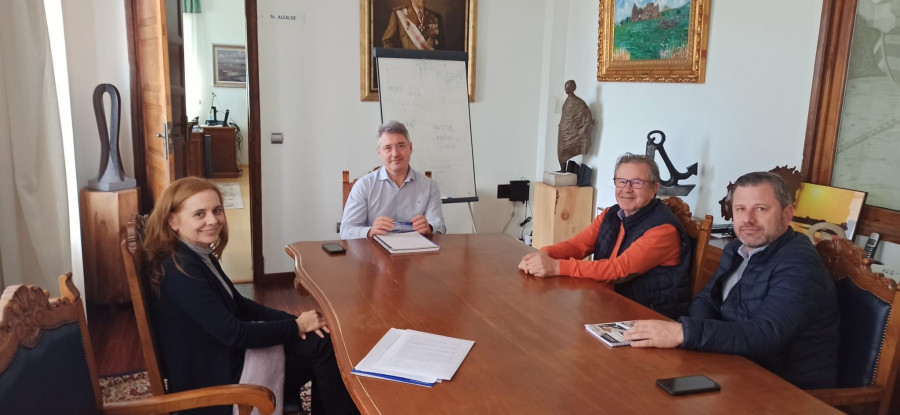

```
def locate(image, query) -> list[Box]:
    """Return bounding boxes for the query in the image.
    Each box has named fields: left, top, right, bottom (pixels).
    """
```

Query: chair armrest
left=101, top=384, right=275, bottom=415
left=807, top=385, right=883, bottom=406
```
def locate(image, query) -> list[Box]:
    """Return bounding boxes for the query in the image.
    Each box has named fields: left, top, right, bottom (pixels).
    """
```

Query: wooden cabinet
left=204, top=126, right=240, bottom=178
left=532, top=182, right=594, bottom=249
left=79, top=188, right=139, bottom=305
left=187, top=126, right=241, bottom=178
left=188, top=128, right=204, bottom=177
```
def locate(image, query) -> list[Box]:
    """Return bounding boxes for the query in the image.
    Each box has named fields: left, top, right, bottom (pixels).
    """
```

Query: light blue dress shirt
left=340, top=166, right=446, bottom=239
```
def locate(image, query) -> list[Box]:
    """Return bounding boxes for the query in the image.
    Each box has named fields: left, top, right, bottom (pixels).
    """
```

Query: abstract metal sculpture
left=89, top=84, right=136, bottom=191
left=644, top=130, right=697, bottom=196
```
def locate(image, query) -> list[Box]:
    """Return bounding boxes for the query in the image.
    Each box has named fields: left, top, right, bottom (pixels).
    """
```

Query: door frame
left=245, top=0, right=264, bottom=280
left=126, top=0, right=265, bottom=280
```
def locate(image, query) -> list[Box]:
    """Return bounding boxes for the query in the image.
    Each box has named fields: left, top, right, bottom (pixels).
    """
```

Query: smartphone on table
left=321, top=243, right=346, bottom=254
left=656, top=375, right=720, bottom=396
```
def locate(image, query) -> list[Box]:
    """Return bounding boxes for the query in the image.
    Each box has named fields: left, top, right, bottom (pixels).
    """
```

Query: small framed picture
left=212, top=44, right=246, bottom=88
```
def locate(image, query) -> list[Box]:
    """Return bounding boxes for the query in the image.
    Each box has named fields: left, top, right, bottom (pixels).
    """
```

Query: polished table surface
left=285, top=234, right=836, bottom=414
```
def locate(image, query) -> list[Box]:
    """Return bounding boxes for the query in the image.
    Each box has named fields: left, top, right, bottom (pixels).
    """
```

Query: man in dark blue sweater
left=623, top=172, right=839, bottom=389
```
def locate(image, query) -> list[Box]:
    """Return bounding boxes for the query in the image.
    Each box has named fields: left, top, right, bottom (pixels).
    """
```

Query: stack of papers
left=352, top=328, right=475, bottom=387
left=373, top=232, right=440, bottom=254
left=585, top=321, right=634, bottom=348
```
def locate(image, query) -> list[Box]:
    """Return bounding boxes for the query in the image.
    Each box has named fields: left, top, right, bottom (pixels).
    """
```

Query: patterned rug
left=100, top=371, right=311, bottom=414
left=99, top=371, right=152, bottom=403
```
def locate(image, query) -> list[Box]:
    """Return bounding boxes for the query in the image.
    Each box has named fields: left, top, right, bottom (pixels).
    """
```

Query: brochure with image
left=585, top=321, right=634, bottom=348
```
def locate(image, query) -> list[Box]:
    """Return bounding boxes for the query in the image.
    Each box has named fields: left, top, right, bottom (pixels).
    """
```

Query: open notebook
left=374, top=232, right=440, bottom=254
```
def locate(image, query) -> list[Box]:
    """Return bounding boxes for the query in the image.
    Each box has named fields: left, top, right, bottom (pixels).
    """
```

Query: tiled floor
left=211, top=165, right=252, bottom=283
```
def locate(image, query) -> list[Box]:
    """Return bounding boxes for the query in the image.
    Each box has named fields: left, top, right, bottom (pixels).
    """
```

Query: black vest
left=593, top=198, right=691, bottom=319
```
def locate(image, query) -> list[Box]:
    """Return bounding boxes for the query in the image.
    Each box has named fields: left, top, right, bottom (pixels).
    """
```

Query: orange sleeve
left=545, top=217, right=682, bottom=282
left=540, top=211, right=606, bottom=260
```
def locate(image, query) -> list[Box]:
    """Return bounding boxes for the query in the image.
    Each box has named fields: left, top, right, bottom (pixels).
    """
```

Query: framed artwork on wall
left=360, top=0, right=477, bottom=101
left=791, top=182, right=867, bottom=241
left=213, top=44, right=247, bottom=88
left=597, top=0, right=709, bottom=83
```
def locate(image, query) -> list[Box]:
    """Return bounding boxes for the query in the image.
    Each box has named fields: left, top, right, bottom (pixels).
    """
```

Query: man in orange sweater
left=518, top=153, right=691, bottom=318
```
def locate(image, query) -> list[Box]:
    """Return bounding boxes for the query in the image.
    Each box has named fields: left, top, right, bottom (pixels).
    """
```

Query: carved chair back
left=342, top=168, right=432, bottom=209
left=0, top=273, right=102, bottom=413
left=661, top=196, right=714, bottom=298
left=808, top=238, right=900, bottom=415
left=121, top=213, right=167, bottom=397
left=0, top=273, right=276, bottom=414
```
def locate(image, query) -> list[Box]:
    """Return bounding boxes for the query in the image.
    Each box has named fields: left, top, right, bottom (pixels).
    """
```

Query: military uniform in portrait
left=382, top=4, right=445, bottom=50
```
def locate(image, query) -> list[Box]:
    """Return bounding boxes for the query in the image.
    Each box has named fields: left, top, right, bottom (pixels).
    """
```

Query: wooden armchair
left=0, top=273, right=274, bottom=414
left=120, top=214, right=281, bottom=414
left=807, top=238, right=900, bottom=415
left=661, top=197, right=714, bottom=298
left=342, top=170, right=358, bottom=209
left=120, top=214, right=165, bottom=396
left=342, top=168, right=432, bottom=209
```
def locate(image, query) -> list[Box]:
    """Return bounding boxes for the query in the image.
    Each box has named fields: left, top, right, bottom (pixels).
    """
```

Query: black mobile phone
left=321, top=243, right=346, bottom=254
left=656, top=375, right=720, bottom=396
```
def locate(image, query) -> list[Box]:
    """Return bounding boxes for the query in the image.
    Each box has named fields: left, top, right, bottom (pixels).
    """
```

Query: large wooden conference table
left=285, top=233, right=836, bottom=414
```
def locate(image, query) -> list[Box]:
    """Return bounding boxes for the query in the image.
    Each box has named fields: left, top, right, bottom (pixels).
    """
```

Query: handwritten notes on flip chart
left=377, top=52, right=477, bottom=203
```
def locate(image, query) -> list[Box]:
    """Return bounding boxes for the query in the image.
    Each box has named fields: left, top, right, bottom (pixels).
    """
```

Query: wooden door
left=134, top=0, right=187, bottom=205
left=165, top=0, right=188, bottom=180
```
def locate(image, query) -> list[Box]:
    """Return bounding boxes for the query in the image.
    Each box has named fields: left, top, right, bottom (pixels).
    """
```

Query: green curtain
left=183, top=0, right=201, bottom=13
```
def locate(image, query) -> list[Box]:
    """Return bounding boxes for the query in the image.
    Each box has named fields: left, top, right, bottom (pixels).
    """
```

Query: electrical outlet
left=497, top=184, right=510, bottom=199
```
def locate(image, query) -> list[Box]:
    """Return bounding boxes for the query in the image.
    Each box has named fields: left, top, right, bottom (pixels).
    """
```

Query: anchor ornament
left=644, top=130, right=697, bottom=196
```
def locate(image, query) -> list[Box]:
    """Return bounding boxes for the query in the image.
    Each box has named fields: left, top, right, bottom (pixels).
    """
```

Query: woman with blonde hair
left=142, top=177, right=357, bottom=414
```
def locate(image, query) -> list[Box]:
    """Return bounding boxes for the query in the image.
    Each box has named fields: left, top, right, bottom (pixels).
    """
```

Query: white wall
left=62, top=0, right=134, bottom=189
left=538, top=0, right=824, bottom=222
left=184, top=0, right=250, bottom=164
left=62, top=0, right=900, bottom=278
left=257, top=0, right=547, bottom=272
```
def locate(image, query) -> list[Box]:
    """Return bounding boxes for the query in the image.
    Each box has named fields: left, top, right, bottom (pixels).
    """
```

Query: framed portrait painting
left=360, top=0, right=477, bottom=101
left=597, top=0, right=709, bottom=83
left=213, top=44, right=247, bottom=88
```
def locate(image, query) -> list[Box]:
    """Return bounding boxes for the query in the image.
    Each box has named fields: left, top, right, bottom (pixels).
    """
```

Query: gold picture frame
left=597, top=0, right=709, bottom=83
left=360, top=0, right=478, bottom=101
left=213, top=44, right=247, bottom=88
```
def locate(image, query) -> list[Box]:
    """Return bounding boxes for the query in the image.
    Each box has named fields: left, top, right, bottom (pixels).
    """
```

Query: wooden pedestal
left=532, top=182, right=594, bottom=249
left=80, top=188, right=139, bottom=305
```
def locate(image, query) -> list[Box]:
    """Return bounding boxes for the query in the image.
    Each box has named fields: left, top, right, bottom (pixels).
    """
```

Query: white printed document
left=353, top=328, right=474, bottom=387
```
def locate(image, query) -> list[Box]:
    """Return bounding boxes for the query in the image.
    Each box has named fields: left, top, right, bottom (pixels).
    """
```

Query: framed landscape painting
left=213, top=44, right=247, bottom=88
left=597, top=0, right=709, bottom=83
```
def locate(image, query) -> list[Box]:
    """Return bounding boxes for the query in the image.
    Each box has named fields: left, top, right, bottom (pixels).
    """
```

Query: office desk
left=285, top=234, right=835, bottom=414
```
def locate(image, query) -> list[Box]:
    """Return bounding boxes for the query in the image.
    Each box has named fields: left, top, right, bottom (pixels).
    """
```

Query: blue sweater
left=679, top=229, right=839, bottom=389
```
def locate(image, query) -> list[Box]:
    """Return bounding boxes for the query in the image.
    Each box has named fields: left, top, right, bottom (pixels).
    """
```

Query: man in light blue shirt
left=340, top=120, right=445, bottom=239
